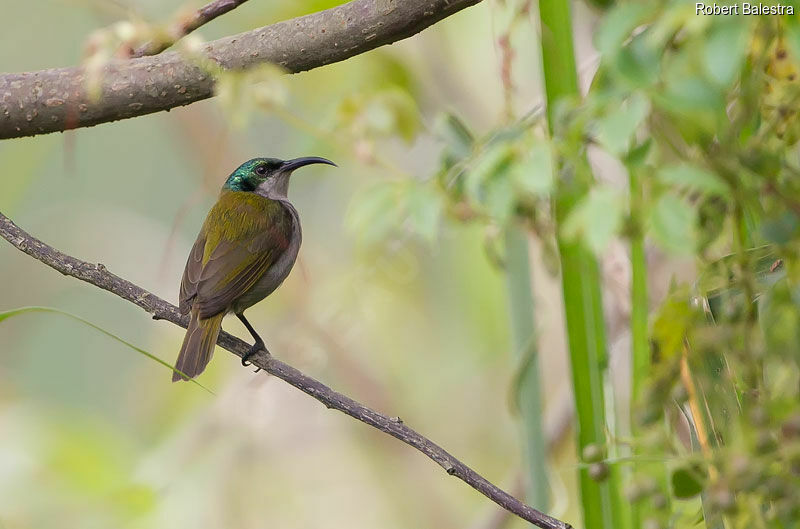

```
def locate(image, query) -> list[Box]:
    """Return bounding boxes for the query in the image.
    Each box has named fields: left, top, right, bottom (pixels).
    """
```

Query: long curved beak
left=281, top=156, right=337, bottom=173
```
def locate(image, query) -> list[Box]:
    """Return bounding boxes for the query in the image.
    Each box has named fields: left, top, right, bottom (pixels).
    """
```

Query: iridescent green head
left=223, top=156, right=336, bottom=198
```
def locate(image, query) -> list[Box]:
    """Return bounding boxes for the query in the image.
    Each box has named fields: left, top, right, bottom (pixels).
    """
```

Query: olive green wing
left=179, top=234, right=206, bottom=315
left=179, top=192, right=294, bottom=319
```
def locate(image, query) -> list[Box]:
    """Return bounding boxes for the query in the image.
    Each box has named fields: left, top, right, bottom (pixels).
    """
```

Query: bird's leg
left=236, top=313, right=268, bottom=371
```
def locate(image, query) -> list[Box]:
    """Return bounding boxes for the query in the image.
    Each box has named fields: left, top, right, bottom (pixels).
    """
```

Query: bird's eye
left=255, top=165, right=268, bottom=175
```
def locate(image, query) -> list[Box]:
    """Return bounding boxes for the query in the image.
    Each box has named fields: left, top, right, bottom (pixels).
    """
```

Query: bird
left=173, top=156, right=336, bottom=381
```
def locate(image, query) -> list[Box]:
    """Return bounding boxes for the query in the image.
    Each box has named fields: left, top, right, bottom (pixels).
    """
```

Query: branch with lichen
left=0, top=0, right=482, bottom=140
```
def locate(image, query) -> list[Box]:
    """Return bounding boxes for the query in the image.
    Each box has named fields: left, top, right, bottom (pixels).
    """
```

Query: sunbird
left=173, top=156, right=336, bottom=381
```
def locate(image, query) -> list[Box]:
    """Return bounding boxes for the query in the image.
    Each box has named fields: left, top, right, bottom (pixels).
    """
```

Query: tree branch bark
left=0, top=210, right=572, bottom=529
left=0, top=0, right=482, bottom=140
left=131, top=0, right=252, bottom=58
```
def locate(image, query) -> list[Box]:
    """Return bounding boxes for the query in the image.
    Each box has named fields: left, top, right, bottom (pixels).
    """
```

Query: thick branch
left=0, top=210, right=571, bottom=529
left=0, top=0, right=482, bottom=140
left=132, top=0, right=252, bottom=58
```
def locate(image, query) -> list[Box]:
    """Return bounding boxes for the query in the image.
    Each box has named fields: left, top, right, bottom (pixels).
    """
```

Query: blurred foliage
left=216, top=64, right=289, bottom=128
left=6, top=0, right=800, bottom=529
left=349, top=0, right=800, bottom=527
left=588, top=3, right=800, bottom=528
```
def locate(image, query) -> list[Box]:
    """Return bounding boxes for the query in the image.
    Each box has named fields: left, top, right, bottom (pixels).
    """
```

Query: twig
left=131, top=0, right=251, bottom=58
left=680, top=344, right=717, bottom=481
left=0, top=210, right=571, bottom=529
left=0, top=0, right=483, bottom=140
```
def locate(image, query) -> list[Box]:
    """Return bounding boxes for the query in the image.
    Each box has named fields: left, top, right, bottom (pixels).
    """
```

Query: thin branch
left=131, top=0, right=251, bottom=58
left=0, top=0, right=482, bottom=140
left=0, top=210, right=571, bottom=529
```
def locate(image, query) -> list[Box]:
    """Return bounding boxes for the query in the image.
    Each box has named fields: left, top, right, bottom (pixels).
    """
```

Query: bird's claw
left=241, top=341, right=267, bottom=368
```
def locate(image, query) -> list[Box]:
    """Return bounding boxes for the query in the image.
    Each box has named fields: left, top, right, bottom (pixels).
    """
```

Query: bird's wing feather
left=179, top=235, right=205, bottom=314
left=180, top=191, right=293, bottom=319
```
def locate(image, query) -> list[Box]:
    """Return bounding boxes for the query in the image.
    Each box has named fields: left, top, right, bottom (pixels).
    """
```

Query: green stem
left=557, top=231, right=618, bottom=529
left=505, top=227, right=549, bottom=511
left=535, top=1, right=626, bottom=528
left=630, top=169, right=648, bottom=404
left=629, top=164, right=666, bottom=528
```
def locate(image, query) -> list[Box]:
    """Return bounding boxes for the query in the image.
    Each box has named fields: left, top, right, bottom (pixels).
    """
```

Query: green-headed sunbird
left=173, top=156, right=336, bottom=381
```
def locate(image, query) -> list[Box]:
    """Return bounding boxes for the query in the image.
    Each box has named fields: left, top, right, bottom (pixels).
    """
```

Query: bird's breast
left=231, top=200, right=302, bottom=314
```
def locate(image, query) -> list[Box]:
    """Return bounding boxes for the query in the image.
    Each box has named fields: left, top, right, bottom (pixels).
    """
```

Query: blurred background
left=0, top=1, right=616, bottom=528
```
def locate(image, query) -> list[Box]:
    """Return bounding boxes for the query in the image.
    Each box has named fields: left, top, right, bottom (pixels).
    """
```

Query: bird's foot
left=242, top=340, right=268, bottom=372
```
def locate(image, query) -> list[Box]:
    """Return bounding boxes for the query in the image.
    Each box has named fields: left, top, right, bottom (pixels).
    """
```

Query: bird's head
left=223, top=156, right=336, bottom=198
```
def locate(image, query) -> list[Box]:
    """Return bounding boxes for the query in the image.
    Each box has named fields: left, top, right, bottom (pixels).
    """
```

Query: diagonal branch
left=0, top=210, right=572, bottom=529
left=131, top=0, right=252, bottom=58
left=0, top=0, right=482, bottom=140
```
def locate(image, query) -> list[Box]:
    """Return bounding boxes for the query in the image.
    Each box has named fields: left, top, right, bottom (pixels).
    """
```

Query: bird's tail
left=172, top=309, right=224, bottom=382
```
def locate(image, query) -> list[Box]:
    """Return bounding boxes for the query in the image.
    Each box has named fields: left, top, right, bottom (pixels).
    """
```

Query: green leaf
left=704, top=20, right=750, bottom=87
left=595, top=3, right=649, bottom=56
left=658, top=164, right=729, bottom=196
left=562, top=187, right=625, bottom=254
left=465, top=143, right=515, bottom=203
left=436, top=112, right=474, bottom=161
left=652, top=287, right=697, bottom=363
left=614, top=31, right=661, bottom=87
left=648, top=193, right=696, bottom=255
left=671, top=465, right=706, bottom=499
left=0, top=307, right=213, bottom=393
left=663, top=76, right=723, bottom=113
left=485, top=177, right=515, bottom=225
left=594, top=93, right=650, bottom=155
left=624, top=138, right=652, bottom=168
left=697, top=195, right=727, bottom=248
left=405, top=183, right=444, bottom=243
left=463, top=142, right=519, bottom=224
left=512, top=141, right=554, bottom=196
